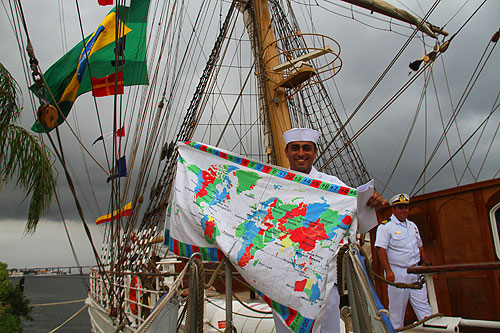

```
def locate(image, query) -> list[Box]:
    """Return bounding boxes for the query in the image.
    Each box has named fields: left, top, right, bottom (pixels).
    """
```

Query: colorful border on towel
left=180, top=141, right=357, bottom=198
left=255, top=289, right=315, bottom=333
left=164, top=229, right=223, bottom=262
left=165, top=230, right=315, bottom=332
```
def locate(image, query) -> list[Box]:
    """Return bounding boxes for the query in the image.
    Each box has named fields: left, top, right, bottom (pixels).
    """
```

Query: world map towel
left=165, top=141, right=358, bottom=332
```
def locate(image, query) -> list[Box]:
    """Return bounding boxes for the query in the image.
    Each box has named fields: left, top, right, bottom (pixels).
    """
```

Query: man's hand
left=385, top=269, right=395, bottom=283
left=366, top=190, right=387, bottom=210
left=376, top=247, right=394, bottom=282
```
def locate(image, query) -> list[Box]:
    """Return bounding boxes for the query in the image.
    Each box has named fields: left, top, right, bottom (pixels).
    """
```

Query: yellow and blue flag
left=31, top=0, right=150, bottom=133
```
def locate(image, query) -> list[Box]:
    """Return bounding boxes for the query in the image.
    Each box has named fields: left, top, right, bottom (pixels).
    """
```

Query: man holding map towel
left=273, top=128, right=386, bottom=333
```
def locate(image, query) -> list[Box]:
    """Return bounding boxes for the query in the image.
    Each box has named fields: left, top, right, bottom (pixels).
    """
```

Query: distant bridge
left=11, top=265, right=93, bottom=275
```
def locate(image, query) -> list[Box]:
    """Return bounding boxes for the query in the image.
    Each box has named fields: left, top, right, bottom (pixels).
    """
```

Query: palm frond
left=0, top=62, right=57, bottom=233
left=0, top=124, right=57, bottom=232
left=0, top=63, right=22, bottom=128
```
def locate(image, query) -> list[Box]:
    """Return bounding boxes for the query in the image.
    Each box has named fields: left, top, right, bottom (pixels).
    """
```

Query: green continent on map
left=318, top=209, right=339, bottom=234
left=234, top=170, right=261, bottom=194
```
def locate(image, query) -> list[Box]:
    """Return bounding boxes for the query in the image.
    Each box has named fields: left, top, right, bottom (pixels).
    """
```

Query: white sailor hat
left=390, top=193, right=410, bottom=206
left=283, top=128, right=320, bottom=145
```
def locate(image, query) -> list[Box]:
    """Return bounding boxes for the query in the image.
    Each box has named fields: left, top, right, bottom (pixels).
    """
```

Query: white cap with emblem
left=389, top=193, right=410, bottom=206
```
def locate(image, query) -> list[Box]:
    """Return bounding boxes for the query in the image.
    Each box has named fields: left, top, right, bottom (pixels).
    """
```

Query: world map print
left=165, top=141, right=357, bottom=333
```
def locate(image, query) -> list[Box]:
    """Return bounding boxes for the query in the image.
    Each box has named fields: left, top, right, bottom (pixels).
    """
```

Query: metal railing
left=88, top=257, right=182, bottom=329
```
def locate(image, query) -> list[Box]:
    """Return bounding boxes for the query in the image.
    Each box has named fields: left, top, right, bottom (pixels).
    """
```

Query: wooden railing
left=407, top=261, right=500, bottom=321
left=407, top=261, right=500, bottom=274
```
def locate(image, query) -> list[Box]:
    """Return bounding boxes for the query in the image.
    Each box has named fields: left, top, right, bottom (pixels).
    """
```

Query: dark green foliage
left=0, top=262, right=31, bottom=332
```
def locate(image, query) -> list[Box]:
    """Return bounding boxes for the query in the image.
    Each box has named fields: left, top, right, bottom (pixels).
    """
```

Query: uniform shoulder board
left=380, top=218, right=391, bottom=225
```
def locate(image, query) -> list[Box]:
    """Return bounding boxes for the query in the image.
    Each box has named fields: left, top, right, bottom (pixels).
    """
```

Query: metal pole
left=225, top=258, right=233, bottom=331
left=424, top=273, right=439, bottom=313
left=460, top=319, right=500, bottom=329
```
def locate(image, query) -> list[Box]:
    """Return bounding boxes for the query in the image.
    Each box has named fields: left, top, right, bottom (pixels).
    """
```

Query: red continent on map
left=205, top=218, right=217, bottom=241
left=264, top=198, right=278, bottom=221
left=278, top=202, right=307, bottom=232
left=294, top=278, right=307, bottom=292
left=341, top=215, right=352, bottom=226
left=289, top=221, right=328, bottom=251
left=238, top=243, right=254, bottom=267
left=196, top=167, right=217, bottom=200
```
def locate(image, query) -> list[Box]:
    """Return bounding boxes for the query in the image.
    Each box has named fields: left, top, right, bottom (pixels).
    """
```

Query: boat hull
left=86, top=295, right=179, bottom=332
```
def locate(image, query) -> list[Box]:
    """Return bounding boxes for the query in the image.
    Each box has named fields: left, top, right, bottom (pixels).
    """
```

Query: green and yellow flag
left=31, top=0, right=150, bottom=133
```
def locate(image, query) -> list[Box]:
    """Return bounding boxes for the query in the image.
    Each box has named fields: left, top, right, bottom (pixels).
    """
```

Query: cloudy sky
left=1, top=0, right=499, bottom=269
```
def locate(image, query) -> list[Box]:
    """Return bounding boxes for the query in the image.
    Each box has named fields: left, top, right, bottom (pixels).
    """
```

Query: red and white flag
left=97, top=0, right=131, bottom=6
left=91, top=71, right=124, bottom=97
left=97, top=0, right=114, bottom=6
left=92, top=126, right=125, bottom=145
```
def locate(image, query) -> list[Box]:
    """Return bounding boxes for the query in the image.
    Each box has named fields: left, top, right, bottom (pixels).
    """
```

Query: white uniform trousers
left=387, top=265, right=432, bottom=329
left=272, top=287, right=340, bottom=333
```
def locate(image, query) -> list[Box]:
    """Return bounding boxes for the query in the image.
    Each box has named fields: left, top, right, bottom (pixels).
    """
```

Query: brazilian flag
left=31, top=0, right=150, bottom=133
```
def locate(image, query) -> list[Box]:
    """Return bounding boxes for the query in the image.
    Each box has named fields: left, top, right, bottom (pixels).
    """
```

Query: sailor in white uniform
left=273, top=128, right=385, bottom=333
left=374, top=193, right=432, bottom=329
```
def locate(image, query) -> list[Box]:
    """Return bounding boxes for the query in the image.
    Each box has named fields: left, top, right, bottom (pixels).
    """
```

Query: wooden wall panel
left=435, top=194, right=480, bottom=264
left=447, top=273, right=497, bottom=320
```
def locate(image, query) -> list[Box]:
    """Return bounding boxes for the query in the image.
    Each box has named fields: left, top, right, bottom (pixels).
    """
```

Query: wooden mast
left=253, top=0, right=291, bottom=168
left=249, top=0, right=447, bottom=170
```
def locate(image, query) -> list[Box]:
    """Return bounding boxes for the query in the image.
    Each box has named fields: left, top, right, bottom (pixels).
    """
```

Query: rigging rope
left=410, top=33, right=498, bottom=194
left=205, top=297, right=273, bottom=317
left=457, top=78, right=500, bottom=183
left=32, top=299, right=86, bottom=307
left=412, top=98, right=500, bottom=195
left=12, top=0, right=116, bottom=301
left=232, top=292, right=273, bottom=315
left=448, top=0, right=487, bottom=42
left=48, top=303, right=89, bottom=333
left=215, top=61, right=256, bottom=147
left=316, top=0, right=442, bottom=170
left=145, top=0, right=238, bottom=222
left=300, top=0, right=426, bottom=39
left=183, top=257, right=205, bottom=333
left=54, top=190, right=89, bottom=289
left=429, top=64, right=460, bottom=186
left=323, top=57, right=435, bottom=167
left=395, top=313, right=444, bottom=332
left=380, top=69, right=430, bottom=195
left=267, top=0, right=369, bottom=185
left=136, top=257, right=191, bottom=332
left=73, top=0, right=112, bottom=172
left=475, top=89, right=500, bottom=180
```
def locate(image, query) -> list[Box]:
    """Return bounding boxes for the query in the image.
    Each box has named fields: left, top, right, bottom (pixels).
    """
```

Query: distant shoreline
left=10, top=273, right=90, bottom=278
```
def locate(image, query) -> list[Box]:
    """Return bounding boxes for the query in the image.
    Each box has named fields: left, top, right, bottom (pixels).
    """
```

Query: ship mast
left=239, top=0, right=369, bottom=183
left=240, top=0, right=448, bottom=185
left=249, top=0, right=292, bottom=168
